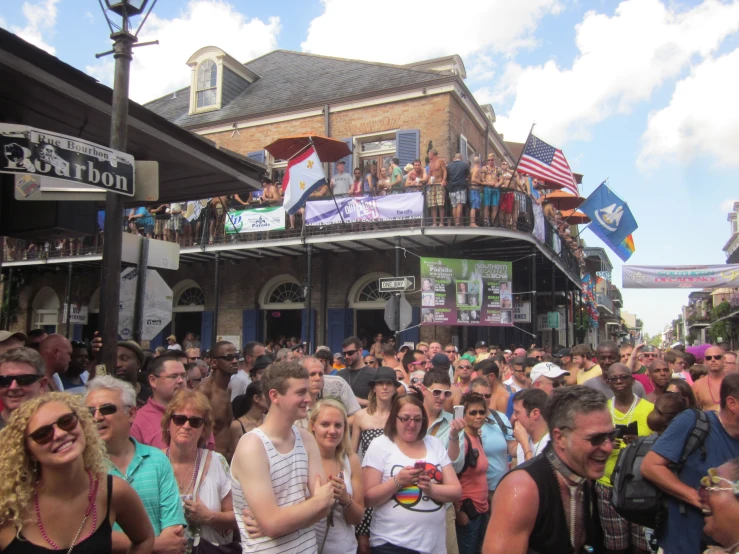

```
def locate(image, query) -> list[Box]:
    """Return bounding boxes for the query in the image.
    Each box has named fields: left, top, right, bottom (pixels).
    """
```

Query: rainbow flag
left=614, top=234, right=636, bottom=261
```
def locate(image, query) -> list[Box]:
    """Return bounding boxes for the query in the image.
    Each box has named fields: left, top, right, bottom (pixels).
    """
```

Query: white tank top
left=314, top=455, right=357, bottom=554
left=231, top=426, right=318, bottom=554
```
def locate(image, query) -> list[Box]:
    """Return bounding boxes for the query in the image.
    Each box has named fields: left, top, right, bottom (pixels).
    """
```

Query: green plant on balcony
left=709, top=301, right=735, bottom=344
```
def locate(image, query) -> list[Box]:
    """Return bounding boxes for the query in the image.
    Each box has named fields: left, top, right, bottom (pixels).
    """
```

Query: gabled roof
left=145, top=50, right=452, bottom=129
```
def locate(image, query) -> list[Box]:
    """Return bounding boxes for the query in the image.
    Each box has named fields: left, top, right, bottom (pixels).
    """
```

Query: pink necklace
left=35, top=470, right=98, bottom=552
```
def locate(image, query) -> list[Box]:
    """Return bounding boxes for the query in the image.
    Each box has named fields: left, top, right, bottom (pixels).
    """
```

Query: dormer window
left=196, top=60, right=217, bottom=108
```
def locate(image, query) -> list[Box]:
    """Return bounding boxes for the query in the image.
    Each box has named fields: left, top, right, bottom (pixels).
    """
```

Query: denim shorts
left=469, top=188, right=481, bottom=209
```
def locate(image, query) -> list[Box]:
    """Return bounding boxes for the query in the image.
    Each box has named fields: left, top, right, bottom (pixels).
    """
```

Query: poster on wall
left=420, top=257, right=513, bottom=326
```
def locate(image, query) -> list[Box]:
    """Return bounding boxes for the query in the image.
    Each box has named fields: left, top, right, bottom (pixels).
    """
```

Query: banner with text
left=420, top=257, right=513, bottom=326
left=305, top=192, right=423, bottom=226
left=225, top=206, right=285, bottom=234
left=623, top=264, right=739, bottom=289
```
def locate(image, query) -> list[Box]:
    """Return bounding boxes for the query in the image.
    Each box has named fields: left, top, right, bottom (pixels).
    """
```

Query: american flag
left=517, top=134, right=578, bottom=195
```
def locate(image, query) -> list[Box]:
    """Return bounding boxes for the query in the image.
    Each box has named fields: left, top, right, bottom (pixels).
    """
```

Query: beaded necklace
left=166, top=447, right=202, bottom=494
left=35, top=470, right=98, bottom=553
left=609, top=396, right=638, bottom=426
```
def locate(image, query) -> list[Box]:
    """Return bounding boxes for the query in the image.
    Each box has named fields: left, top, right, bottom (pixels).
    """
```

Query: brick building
left=3, top=45, right=582, bottom=353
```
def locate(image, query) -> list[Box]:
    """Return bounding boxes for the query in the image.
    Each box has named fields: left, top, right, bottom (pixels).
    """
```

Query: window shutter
left=200, top=311, right=214, bottom=351
left=247, top=150, right=266, bottom=163
left=396, top=129, right=420, bottom=168
left=459, top=135, right=468, bottom=162
left=301, top=308, right=317, bottom=352
left=327, top=308, right=355, bottom=354
left=332, top=139, right=353, bottom=176
left=242, top=309, right=264, bottom=345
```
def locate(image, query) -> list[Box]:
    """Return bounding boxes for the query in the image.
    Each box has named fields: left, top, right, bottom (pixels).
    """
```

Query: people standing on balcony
left=351, top=167, right=364, bottom=196
left=209, top=195, right=227, bottom=244
left=481, top=154, right=500, bottom=227
left=404, top=159, right=427, bottom=192
left=377, top=166, right=391, bottom=195
left=167, top=202, right=184, bottom=245
left=330, top=160, right=353, bottom=196
left=447, top=153, right=471, bottom=227
left=469, top=156, right=483, bottom=227
left=427, top=149, right=447, bottom=226
left=498, top=161, right=515, bottom=228
left=389, top=157, right=404, bottom=194
left=693, top=346, right=726, bottom=411
left=363, top=162, right=378, bottom=196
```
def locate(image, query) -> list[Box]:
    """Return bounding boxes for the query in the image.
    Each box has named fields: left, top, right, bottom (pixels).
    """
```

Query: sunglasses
left=429, top=388, right=452, bottom=399
left=212, top=354, right=239, bottom=362
left=700, top=468, right=739, bottom=494
left=365, top=359, right=378, bottom=365
left=476, top=392, right=492, bottom=399
left=705, top=355, right=723, bottom=361
left=640, top=353, right=657, bottom=358
left=0, top=374, right=43, bottom=388
left=410, top=377, right=422, bottom=384
left=458, top=365, right=472, bottom=370
left=342, top=349, right=359, bottom=357
left=28, top=412, right=79, bottom=445
left=187, top=356, right=203, bottom=361
left=467, top=410, right=486, bottom=416
left=88, top=403, right=129, bottom=417
left=607, top=375, right=632, bottom=383
left=397, top=415, right=423, bottom=424
left=533, top=356, right=543, bottom=360
left=170, top=415, right=205, bottom=428
left=444, top=350, right=456, bottom=354
left=576, top=429, right=619, bottom=447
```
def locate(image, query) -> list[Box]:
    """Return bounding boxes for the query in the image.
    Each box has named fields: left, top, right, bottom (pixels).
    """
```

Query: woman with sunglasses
left=363, top=394, right=462, bottom=554
left=230, top=380, right=267, bottom=445
left=351, top=367, right=399, bottom=554
left=310, top=399, right=365, bottom=554
left=162, top=389, right=237, bottom=549
left=454, top=393, right=491, bottom=553
left=701, top=458, right=739, bottom=554
left=0, top=392, right=154, bottom=553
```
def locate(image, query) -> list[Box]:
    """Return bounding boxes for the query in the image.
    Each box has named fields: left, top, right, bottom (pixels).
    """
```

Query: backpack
left=610, top=408, right=709, bottom=530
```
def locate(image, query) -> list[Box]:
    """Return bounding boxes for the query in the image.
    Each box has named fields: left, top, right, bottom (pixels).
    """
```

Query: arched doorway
left=259, top=275, right=305, bottom=343
left=348, top=272, right=393, bottom=345
left=172, top=280, right=205, bottom=346
left=32, top=286, right=60, bottom=333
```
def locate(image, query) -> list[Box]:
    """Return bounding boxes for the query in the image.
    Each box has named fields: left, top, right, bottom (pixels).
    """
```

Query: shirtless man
left=427, top=149, right=447, bottom=227
left=498, top=161, right=515, bottom=228
left=369, top=333, right=384, bottom=358
left=477, top=358, right=510, bottom=414
left=404, top=159, right=427, bottom=191
left=469, top=156, right=483, bottom=227
left=198, top=340, right=238, bottom=460
left=480, top=154, right=500, bottom=226
left=209, top=195, right=228, bottom=243
left=692, top=345, right=725, bottom=411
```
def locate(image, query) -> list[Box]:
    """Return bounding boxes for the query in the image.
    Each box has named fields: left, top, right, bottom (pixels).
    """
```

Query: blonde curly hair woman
left=0, top=392, right=154, bottom=553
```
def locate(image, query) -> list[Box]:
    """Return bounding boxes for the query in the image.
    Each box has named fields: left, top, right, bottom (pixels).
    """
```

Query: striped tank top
left=231, top=426, right=318, bottom=554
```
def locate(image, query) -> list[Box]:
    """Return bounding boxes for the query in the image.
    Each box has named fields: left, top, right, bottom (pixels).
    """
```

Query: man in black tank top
left=482, top=386, right=614, bottom=554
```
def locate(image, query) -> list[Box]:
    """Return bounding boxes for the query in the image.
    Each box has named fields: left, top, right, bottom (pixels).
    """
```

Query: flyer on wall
left=420, top=257, right=513, bottom=326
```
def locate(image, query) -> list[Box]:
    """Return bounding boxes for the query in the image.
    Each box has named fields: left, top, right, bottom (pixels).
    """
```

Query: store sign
left=225, top=206, right=285, bottom=234
left=420, top=257, right=513, bottom=327
left=0, top=123, right=135, bottom=196
left=513, top=301, right=531, bottom=323
left=62, top=305, right=89, bottom=325
left=623, top=264, right=739, bottom=289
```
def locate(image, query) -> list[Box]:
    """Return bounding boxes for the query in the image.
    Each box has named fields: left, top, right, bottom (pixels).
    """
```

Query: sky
left=2, top=0, right=738, bottom=337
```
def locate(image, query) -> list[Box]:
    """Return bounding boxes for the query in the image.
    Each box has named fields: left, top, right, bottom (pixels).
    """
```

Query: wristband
left=393, top=476, right=403, bottom=490
left=340, top=495, right=353, bottom=508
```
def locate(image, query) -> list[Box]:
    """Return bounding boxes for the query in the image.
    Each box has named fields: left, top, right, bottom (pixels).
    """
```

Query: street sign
left=63, top=304, right=89, bottom=325
left=1, top=123, right=136, bottom=196
left=118, top=267, right=173, bottom=340
left=121, top=233, right=180, bottom=270
left=384, top=293, right=412, bottom=331
left=379, top=276, right=415, bottom=292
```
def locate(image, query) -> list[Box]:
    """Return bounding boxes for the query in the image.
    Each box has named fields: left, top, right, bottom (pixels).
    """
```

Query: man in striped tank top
left=231, top=360, right=336, bottom=553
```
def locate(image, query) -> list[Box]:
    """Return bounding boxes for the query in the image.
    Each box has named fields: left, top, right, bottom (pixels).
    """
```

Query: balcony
left=2, top=191, right=584, bottom=280
left=596, top=293, right=614, bottom=314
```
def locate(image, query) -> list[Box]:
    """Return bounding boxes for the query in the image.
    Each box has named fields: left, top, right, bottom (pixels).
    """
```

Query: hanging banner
left=623, top=264, right=739, bottom=289
left=420, top=257, right=513, bottom=326
left=304, top=192, right=423, bottom=226
left=0, top=123, right=135, bottom=196
left=513, top=301, right=531, bottom=323
left=225, top=206, right=285, bottom=234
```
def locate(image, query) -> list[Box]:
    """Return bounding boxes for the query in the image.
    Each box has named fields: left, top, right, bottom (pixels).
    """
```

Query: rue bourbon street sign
left=0, top=123, right=135, bottom=196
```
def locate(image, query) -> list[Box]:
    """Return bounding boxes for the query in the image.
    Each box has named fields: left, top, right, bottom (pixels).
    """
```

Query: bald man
left=692, top=345, right=725, bottom=411
left=38, top=334, right=72, bottom=391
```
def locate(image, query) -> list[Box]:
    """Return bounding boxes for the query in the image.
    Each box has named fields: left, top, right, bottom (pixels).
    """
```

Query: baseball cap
left=475, top=341, right=487, bottom=349
left=431, top=353, right=451, bottom=369
left=0, top=330, right=28, bottom=343
left=554, top=348, right=571, bottom=358
left=530, top=362, right=570, bottom=383
left=503, top=349, right=512, bottom=354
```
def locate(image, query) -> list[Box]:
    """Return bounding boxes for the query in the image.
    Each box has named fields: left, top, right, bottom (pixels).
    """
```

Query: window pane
left=197, top=60, right=217, bottom=91
left=209, top=64, right=217, bottom=87
left=361, top=139, right=396, bottom=153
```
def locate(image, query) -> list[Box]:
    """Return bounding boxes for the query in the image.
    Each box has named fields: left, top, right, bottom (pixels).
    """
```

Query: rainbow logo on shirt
left=390, top=464, right=443, bottom=513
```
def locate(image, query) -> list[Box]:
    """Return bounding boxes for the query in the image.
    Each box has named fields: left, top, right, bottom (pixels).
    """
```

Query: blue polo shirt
left=480, top=412, right=514, bottom=491
left=652, top=410, right=739, bottom=554
left=109, top=438, right=186, bottom=534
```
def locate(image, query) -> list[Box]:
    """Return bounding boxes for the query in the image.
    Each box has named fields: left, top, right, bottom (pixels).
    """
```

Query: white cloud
left=720, top=198, right=737, bottom=213
left=84, top=11, right=94, bottom=24
left=638, top=47, right=739, bottom=170
left=86, top=0, right=281, bottom=104
left=301, top=0, right=562, bottom=63
left=11, top=0, right=59, bottom=55
left=490, top=0, right=739, bottom=144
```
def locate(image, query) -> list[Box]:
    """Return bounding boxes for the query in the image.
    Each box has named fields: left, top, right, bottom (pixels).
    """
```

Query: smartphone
left=454, top=405, right=464, bottom=420
left=94, top=364, right=107, bottom=377
left=414, top=460, right=426, bottom=470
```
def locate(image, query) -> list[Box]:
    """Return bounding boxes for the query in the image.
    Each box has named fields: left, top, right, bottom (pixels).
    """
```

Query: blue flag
left=578, top=182, right=637, bottom=246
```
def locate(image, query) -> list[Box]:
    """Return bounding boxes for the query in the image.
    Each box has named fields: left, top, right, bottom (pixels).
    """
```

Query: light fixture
left=105, top=0, right=149, bottom=16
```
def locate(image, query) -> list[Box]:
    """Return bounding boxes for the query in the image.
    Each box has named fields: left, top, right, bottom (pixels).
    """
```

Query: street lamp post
left=97, top=0, right=156, bottom=373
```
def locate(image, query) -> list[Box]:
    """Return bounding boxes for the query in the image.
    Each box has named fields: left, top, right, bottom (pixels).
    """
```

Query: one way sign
left=379, top=276, right=415, bottom=292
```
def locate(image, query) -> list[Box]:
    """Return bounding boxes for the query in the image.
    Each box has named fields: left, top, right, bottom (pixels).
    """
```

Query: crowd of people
left=0, top=326, right=738, bottom=554
left=3, top=153, right=584, bottom=269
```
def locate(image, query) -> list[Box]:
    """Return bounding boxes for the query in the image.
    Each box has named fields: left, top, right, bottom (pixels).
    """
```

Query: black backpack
left=610, top=408, right=709, bottom=530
